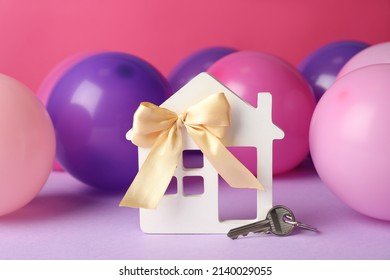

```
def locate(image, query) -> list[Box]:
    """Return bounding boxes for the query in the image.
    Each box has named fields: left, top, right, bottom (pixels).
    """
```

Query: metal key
left=227, top=205, right=317, bottom=239
left=227, top=205, right=294, bottom=239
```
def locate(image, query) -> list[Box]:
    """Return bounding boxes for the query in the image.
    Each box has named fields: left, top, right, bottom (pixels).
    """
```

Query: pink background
left=0, top=0, right=389, bottom=92
left=1, top=0, right=390, bottom=260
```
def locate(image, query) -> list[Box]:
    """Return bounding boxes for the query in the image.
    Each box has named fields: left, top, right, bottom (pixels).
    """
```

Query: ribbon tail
left=120, top=126, right=182, bottom=209
left=186, top=126, right=265, bottom=191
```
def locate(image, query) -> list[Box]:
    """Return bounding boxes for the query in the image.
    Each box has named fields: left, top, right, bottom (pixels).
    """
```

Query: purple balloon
left=168, top=46, right=236, bottom=92
left=47, top=52, right=172, bottom=191
left=298, top=41, right=369, bottom=101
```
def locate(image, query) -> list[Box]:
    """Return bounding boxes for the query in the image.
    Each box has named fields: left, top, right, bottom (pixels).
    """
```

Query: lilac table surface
left=1, top=160, right=389, bottom=260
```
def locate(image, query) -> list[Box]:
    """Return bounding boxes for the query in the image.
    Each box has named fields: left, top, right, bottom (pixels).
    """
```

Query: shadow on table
left=0, top=193, right=99, bottom=224
left=0, top=183, right=126, bottom=224
left=274, top=158, right=390, bottom=230
left=275, top=157, right=318, bottom=181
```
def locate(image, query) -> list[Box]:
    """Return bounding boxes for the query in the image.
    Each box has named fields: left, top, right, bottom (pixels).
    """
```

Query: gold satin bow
left=120, top=92, right=264, bottom=209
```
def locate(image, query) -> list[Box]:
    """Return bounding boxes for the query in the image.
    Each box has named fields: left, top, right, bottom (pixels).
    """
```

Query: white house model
left=128, top=72, right=284, bottom=234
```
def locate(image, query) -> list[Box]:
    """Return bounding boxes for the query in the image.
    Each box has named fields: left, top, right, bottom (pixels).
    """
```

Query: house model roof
left=157, top=72, right=284, bottom=148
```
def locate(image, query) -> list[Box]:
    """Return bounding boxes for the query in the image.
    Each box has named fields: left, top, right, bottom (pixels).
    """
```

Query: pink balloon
left=337, top=41, right=390, bottom=78
left=208, top=51, right=316, bottom=174
left=310, top=64, right=390, bottom=220
left=37, top=52, right=96, bottom=171
left=0, top=74, right=55, bottom=216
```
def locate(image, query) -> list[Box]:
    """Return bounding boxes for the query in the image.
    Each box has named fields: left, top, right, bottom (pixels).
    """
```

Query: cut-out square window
left=183, top=176, right=204, bottom=196
left=165, top=176, right=177, bottom=195
left=227, top=146, right=257, bottom=176
left=182, top=150, right=203, bottom=169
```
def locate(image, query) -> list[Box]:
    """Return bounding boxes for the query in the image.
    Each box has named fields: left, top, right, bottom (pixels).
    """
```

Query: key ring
left=284, top=214, right=318, bottom=232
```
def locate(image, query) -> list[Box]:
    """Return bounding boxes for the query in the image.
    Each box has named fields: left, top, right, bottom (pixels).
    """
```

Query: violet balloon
left=310, top=64, right=390, bottom=220
left=168, top=47, right=236, bottom=92
left=38, top=52, right=97, bottom=105
left=47, top=52, right=172, bottom=191
left=208, top=51, right=316, bottom=175
left=38, top=51, right=97, bottom=172
left=298, top=41, right=368, bottom=101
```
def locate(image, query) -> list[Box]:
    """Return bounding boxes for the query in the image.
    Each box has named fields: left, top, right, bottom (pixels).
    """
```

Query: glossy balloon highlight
left=38, top=52, right=97, bottom=171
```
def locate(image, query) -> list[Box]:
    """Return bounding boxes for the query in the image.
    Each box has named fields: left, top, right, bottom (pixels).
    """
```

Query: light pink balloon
left=310, top=64, right=390, bottom=220
left=209, top=51, right=316, bottom=174
left=337, top=41, right=390, bottom=78
left=0, top=74, right=55, bottom=216
left=37, top=52, right=96, bottom=171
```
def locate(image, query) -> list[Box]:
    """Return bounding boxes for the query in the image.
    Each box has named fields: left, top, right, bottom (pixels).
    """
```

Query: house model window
left=135, top=73, right=284, bottom=234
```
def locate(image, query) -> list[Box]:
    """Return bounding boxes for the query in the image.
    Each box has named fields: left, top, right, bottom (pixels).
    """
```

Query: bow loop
left=184, top=92, right=231, bottom=127
left=130, top=102, right=178, bottom=148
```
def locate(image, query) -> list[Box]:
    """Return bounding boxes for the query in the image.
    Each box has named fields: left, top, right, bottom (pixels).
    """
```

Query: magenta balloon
left=310, top=64, right=390, bottom=220
left=0, top=74, right=55, bottom=216
left=38, top=52, right=97, bottom=171
left=208, top=51, right=316, bottom=175
left=47, top=52, right=172, bottom=191
left=337, top=41, right=390, bottom=79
